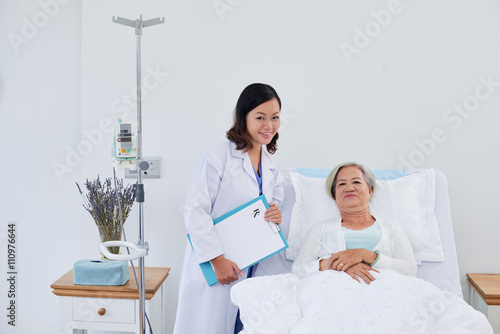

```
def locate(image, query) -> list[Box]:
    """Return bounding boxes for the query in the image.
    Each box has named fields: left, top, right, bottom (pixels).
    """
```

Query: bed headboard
left=254, top=168, right=463, bottom=298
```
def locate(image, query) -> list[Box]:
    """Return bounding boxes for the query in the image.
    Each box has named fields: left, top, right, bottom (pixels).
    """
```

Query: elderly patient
left=292, top=162, right=417, bottom=282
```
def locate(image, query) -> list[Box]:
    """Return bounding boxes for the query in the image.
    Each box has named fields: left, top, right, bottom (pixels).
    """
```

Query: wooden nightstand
left=51, top=266, right=170, bottom=334
left=467, top=273, right=500, bottom=333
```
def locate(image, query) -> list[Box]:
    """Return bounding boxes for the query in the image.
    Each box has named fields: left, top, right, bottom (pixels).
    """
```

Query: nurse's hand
left=211, top=255, right=243, bottom=285
left=264, top=202, right=281, bottom=224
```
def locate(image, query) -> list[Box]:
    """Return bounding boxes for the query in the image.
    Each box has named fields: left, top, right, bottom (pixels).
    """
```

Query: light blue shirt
left=253, top=162, right=262, bottom=195
left=342, top=220, right=381, bottom=251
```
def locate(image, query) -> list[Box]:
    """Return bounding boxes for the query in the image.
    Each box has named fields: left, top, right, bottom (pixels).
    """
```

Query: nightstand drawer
left=72, top=297, right=135, bottom=324
left=51, top=267, right=169, bottom=333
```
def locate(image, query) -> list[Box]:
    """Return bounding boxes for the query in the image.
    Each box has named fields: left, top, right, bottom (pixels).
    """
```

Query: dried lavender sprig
left=76, top=175, right=134, bottom=227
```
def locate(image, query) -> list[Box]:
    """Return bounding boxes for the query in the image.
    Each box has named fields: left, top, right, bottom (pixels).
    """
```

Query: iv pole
left=110, top=14, right=164, bottom=334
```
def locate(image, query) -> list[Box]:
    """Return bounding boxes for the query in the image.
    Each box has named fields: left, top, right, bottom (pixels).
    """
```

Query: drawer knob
left=97, top=307, right=106, bottom=316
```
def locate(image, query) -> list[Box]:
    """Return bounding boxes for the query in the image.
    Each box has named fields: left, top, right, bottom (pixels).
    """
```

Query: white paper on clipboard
left=213, top=195, right=288, bottom=271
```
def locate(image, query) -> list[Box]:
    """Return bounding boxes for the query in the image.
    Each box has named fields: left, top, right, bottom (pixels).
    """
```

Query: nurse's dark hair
left=226, top=83, right=281, bottom=154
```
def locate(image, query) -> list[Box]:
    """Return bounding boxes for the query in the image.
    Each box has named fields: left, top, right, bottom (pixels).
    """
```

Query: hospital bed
left=230, top=168, right=492, bottom=333
left=252, top=168, right=461, bottom=296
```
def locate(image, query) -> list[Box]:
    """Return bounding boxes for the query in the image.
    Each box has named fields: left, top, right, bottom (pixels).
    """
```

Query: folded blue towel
left=73, top=259, right=129, bottom=286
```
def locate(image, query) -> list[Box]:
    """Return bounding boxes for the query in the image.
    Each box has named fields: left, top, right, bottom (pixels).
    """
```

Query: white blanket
left=231, top=270, right=493, bottom=334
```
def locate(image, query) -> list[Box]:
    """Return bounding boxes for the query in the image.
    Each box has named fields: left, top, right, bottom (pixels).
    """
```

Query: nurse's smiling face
left=245, top=98, right=280, bottom=148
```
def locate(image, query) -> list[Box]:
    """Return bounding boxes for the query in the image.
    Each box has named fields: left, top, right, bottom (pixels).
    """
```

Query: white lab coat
left=173, top=140, right=285, bottom=334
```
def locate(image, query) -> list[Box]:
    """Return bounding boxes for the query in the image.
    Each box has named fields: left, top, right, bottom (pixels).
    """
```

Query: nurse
left=173, top=83, right=285, bottom=334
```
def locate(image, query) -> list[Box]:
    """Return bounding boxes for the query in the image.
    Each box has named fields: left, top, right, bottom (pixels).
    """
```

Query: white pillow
left=286, top=169, right=444, bottom=263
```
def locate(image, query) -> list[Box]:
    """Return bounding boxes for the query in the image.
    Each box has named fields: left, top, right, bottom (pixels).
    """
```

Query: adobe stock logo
left=212, top=0, right=244, bottom=21
left=339, top=0, right=409, bottom=63
left=7, top=0, right=73, bottom=54
left=398, top=74, right=499, bottom=169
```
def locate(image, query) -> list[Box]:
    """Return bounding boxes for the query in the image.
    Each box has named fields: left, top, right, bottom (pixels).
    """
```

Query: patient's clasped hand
left=292, top=162, right=417, bottom=283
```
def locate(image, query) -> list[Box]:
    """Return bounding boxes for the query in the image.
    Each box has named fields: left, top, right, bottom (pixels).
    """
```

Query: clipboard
left=188, top=195, right=288, bottom=286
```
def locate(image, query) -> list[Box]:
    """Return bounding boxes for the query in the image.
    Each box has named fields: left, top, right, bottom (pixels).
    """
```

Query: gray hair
left=325, top=161, right=376, bottom=200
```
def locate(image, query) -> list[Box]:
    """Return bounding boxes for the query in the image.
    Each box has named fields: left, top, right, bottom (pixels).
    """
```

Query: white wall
left=1, top=0, right=500, bottom=333
left=1, top=0, right=83, bottom=333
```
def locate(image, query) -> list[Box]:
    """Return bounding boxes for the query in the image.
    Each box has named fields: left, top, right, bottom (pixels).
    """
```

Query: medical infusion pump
left=113, top=122, right=138, bottom=161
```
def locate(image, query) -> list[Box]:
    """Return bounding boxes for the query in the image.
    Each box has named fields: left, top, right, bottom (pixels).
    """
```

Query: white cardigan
left=291, top=217, right=417, bottom=278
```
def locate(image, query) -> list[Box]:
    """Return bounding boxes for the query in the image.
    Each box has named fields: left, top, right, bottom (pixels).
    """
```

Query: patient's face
left=334, top=166, right=373, bottom=212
